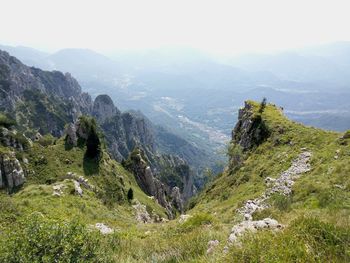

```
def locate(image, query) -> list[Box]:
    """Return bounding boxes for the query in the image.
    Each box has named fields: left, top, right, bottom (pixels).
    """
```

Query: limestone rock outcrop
left=0, top=49, right=92, bottom=136
left=0, top=152, right=25, bottom=192
left=232, top=101, right=270, bottom=151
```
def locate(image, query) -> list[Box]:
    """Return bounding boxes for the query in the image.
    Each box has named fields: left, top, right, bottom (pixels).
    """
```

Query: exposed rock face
left=232, top=101, right=270, bottom=151
left=0, top=49, right=92, bottom=136
left=0, top=152, right=25, bottom=192
left=171, top=186, right=184, bottom=213
left=0, top=127, right=28, bottom=150
left=155, top=154, right=197, bottom=202
left=92, top=95, right=118, bottom=123
left=1, top=50, right=198, bottom=210
left=93, top=95, right=197, bottom=207
left=94, top=98, right=156, bottom=162
left=65, top=123, right=77, bottom=146
left=125, top=149, right=175, bottom=218
left=132, top=200, right=153, bottom=223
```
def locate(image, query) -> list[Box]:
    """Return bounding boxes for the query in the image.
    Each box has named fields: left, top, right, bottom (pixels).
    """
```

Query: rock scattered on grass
left=95, top=223, right=113, bottom=234
left=226, top=151, right=312, bottom=249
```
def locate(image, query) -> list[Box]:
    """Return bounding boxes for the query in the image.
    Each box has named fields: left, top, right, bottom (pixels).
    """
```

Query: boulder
left=206, top=240, right=220, bottom=254
left=0, top=152, right=25, bottom=192
left=95, top=223, right=113, bottom=234
left=132, top=200, right=152, bottom=223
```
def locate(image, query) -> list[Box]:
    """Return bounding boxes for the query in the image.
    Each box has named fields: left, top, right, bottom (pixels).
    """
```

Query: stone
left=244, top=213, right=252, bottom=221
left=65, top=123, right=78, bottom=146
left=133, top=200, right=152, bottom=223
left=92, top=95, right=117, bottom=122
left=52, top=184, right=66, bottom=197
left=226, top=151, right=311, bottom=248
left=73, top=180, right=83, bottom=196
left=178, top=214, right=192, bottom=223
left=206, top=240, right=220, bottom=254
left=95, top=223, right=113, bottom=234
left=0, top=153, right=25, bottom=192
left=171, top=186, right=184, bottom=213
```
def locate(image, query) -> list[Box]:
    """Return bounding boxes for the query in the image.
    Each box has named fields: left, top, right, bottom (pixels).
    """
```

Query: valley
left=0, top=44, right=349, bottom=262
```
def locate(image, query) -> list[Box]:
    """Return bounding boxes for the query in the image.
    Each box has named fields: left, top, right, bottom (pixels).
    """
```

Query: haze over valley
left=1, top=1, right=350, bottom=262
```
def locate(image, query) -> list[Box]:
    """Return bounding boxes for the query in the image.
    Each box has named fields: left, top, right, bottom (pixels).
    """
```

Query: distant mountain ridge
left=0, top=49, right=202, bottom=208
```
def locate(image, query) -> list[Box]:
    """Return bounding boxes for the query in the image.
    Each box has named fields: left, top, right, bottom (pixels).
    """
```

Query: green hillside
left=0, top=101, right=349, bottom=262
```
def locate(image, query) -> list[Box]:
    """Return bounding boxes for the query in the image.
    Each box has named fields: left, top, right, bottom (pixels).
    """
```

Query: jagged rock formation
left=92, top=95, right=118, bottom=123
left=92, top=95, right=197, bottom=206
left=1, top=50, right=198, bottom=211
left=0, top=49, right=92, bottom=136
left=0, top=151, right=25, bottom=192
left=0, top=127, right=29, bottom=150
left=232, top=101, right=270, bottom=151
left=93, top=97, right=155, bottom=162
left=124, top=149, right=176, bottom=218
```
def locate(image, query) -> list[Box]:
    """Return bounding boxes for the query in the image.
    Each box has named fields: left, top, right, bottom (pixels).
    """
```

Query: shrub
left=0, top=113, right=16, bottom=128
left=258, top=97, right=267, bottom=113
left=342, top=130, right=350, bottom=139
left=37, top=134, right=55, bottom=147
left=0, top=214, right=107, bottom=262
left=127, top=187, right=134, bottom=201
left=78, top=116, right=101, bottom=159
left=251, top=114, right=270, bottom=146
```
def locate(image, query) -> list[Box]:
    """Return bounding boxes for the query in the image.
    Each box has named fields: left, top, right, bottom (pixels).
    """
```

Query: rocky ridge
left=123, top=148, right=183, bottom=219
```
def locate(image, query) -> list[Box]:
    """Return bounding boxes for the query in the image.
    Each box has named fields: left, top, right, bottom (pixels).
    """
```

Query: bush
left=342, top=130, right=350, bottom=139
left=78, top=116, right=101, bottom=159
left=127, top=187, right=134, bottom=201
left=258, top=97, right=267, bottom=113
left=37, top=134, right=55, bottom=147
left=0, top=113, right=16, bottom=128
left=0, top=214, right=107, bottom=262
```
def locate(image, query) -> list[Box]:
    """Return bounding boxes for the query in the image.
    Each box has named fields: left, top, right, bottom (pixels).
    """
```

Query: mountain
left=0, top=99, right=349, bottom=262
left=0, top=49, right=92, bottom=136
left=0, top=49, right=203, bottom=213
left=0, top=44, right=50, bottom=68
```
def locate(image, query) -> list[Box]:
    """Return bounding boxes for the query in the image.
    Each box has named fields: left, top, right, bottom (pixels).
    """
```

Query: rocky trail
left=224, top=151, right=312, bottom=250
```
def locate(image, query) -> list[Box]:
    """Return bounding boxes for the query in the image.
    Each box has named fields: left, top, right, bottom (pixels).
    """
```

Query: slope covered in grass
left=0, top=101, right=349, bottom=262
left=189, top=101, right=350, bottom=262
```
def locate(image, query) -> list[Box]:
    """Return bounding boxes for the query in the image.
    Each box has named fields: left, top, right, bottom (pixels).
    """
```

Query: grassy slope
left=189, top=101, right=350, bottom=262
left=0, top=139, right=166, bottom=229
left=1, top=101, right=349, bottom=262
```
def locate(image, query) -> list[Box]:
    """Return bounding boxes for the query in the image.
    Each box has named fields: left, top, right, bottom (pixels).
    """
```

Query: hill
left=1, top=100, right=349, bottom=262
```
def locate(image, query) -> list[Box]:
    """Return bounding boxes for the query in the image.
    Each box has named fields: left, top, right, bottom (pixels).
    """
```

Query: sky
left=1, top=0, right=350, bottom=55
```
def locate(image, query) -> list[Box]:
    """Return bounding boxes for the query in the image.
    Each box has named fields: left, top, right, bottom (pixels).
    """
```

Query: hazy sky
left=1, top=0, right=350, bottom=54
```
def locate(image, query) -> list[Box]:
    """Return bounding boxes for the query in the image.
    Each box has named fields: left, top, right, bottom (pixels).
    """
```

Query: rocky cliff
left=232, top=101, right=271, bottom=151
left=91, top=94, right=197, bottom=205
left=0, top=49, right=197, bottom=213
left=122, top=148, right=184, bottom=218
left=0, top=50, right=92, bottom=137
